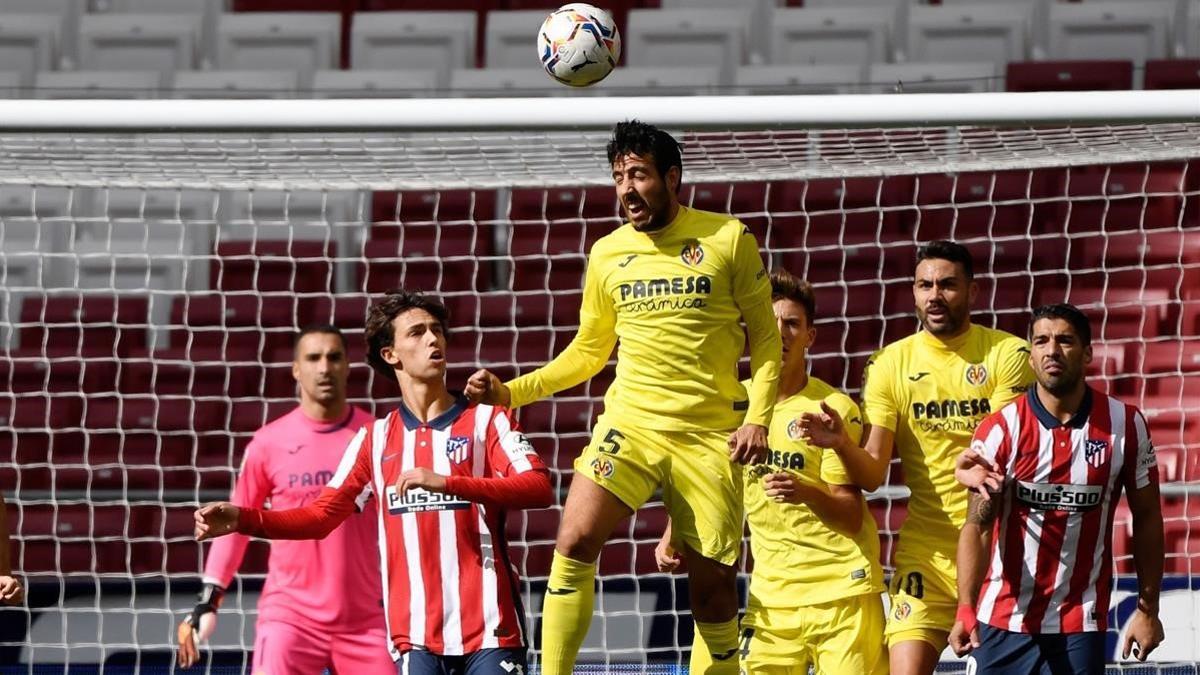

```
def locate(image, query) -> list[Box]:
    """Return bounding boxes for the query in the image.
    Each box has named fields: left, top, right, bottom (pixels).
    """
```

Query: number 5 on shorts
left=598, top=428, right=625, bottom=455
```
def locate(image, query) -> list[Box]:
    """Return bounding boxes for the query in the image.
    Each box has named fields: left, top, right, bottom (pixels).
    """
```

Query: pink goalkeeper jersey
left=203, top=405, right=385, bottom=633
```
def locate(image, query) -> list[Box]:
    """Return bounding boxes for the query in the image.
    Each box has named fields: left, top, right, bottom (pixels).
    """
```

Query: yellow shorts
left=885, top=542, right=958, bottom=649
left=573, top=414, right=742, bottom=566
left=740, top=594, right=887, bottom=675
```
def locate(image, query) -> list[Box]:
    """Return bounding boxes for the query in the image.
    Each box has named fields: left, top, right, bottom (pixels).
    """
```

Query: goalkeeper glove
left=176, top=583, right=224, bottom=669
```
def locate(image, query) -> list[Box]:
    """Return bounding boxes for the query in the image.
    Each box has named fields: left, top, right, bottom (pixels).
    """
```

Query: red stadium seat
left=1054, top=164, right=1190, bottom=238
left=213, top=239, right=336, bottom=294
left=909, top=170, right=1059, bottom=240
left=359, top=242, right=492, bottom=294
left=18, top=294, right=149, bottom=358
left=1143, top=59, right=1200, bottom=90
left=766, top=177, right=910, bottom=253
left=1035, top=286, right=1171, bottom=340
left=1137, top=339, right=1200, bottom=398
left=0, top=356, right=120, bottom=395
left=0, top=394, right=84, bottom=431
left=1005, top=60, right=1133, bottom=92
left=12, top=502, right=133, bottom=575
left=371, top=189, right=497, bottom=229
left=1162, top=498, right=1200, bottom=575
left=509, top=186, right=620, bottom=225
left=169, top=293, right=299, bottom=359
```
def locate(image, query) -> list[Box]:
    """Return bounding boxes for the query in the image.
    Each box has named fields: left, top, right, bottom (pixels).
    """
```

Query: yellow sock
left=539, top=552, right=595, bottom=675
left=690, top=618, right=741, bottom=675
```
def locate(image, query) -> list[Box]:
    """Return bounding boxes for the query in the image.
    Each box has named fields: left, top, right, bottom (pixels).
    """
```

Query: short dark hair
left=770, top=269, right=816, bottom=323
left=916, top=240, right=974, bottom=280
left=294, top=324, right=347, bottom=356
left=1029, top=303, right=1092, bottom=346
left=364, top=289, right=450, bottom=378
left=606, top=119, right=684, bottom=188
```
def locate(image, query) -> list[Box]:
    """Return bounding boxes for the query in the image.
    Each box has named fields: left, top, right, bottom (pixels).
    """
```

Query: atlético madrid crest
left=446, top=436, right=471, bottom=464
left=680, top=240, right=704, bottom=266
left=1085, top=439, right=1109, bottom=468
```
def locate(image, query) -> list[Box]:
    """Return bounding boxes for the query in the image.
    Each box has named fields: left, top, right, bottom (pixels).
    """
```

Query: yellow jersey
left=744, top=376, right=884, bottom=608
left=862, top=324, right=1034, bottom=555
left=507, top=206, right=781, bottom=432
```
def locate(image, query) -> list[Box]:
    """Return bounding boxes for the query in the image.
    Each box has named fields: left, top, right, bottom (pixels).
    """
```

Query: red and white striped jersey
left=327, top=397, right=548, bottom=658
left=972, top=387, right=1158, bottom=634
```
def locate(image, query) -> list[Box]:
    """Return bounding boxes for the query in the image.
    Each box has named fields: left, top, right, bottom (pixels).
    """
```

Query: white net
left=0, top=122, right=1198, bottom=673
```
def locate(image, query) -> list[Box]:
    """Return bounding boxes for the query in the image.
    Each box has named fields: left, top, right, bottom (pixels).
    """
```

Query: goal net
left=0, top=94, right=1197, bottom=673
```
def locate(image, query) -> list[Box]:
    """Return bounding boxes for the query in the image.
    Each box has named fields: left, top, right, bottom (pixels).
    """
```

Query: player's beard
left=917, top=300, right=969, bottom=336
left=1037, top=358, right=1083, bottom=396
left=627, top=185, right=671, bottom=232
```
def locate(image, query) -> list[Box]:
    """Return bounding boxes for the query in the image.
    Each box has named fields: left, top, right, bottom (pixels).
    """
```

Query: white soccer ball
left=537, top=3, right=621, bottom=87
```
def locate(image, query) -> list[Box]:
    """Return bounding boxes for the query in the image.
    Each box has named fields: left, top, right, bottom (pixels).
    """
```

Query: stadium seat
left=768, top=6, right=893, bottom=67
left=372, top=188, right=497, bottom=227
left=1138, top=338, right=1200, bottom=398
left=1, top=0, right=80, bottom=67
left=766, top=176, right=911, bottom=254
left=0, top=14, right=60, bottom=86
left=1055, top=165, right=1189, bottom=238
left=1005, top=60, right=1133, bottom=92
left=12, top=502, right=133, bottom=575
left=864, top=62, right=999, bottom=94
left=626, top=9, right=746, bottom=85
left=483, top=10, right=547, bottom=68
left=592, top=65, right=722, bottom=95
left=168, top=293, right=299, bottom=360
left=0, top=71, right=23, bottom=97
left=903, top=3, right=1027, bottom=64
left=77, top=13, right=200, bottom=74
left=1143, top=59, right=1200, bottom=89
left=734, top=64, right=864, bottom=94
left=349, top=11, right=476, bottom=89
left=311, top=68, right=438, bottom=97
left=1162, top=498, right=1200, bottom=575
left=215, top=12, right=340, bottom=74
left=449, top=67, right=562, bottom=96
left=1036, top=286, right=1171, bottom=340
left=908, top=169, right=1058, bottom=240
left=1045, top=1, right=1172, bottom=65
left=212, top=238, right=336, bottom=294
left=172, top=69, right=300, bottom=98
left=32, top=70, right=162, bottom=99
left=18, top=293, right=148, bottom=358
left=509, top=186, right=620, bottom=225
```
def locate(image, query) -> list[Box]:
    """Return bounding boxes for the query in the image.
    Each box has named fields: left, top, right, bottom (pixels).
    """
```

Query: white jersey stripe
left=1042, top=423, right=1090, bottom=632
left=401, top=424, right=426, bottom=648
left=479, top=505, right=501, bottom=649
left=493, top=412, right=533, bottom=474
left=327, top=426, right=367, bottom=489
left=1081, top=399, right=1124, bottom=630
left=977, top=404, right=1020, bottom=621
left=433, top=425, right=465, bottom=655
left=1008, top=422, right=1054, bottom=632
left=473, top=404, right=493, bottom=478
left=371, top=417, right=401, bottom=661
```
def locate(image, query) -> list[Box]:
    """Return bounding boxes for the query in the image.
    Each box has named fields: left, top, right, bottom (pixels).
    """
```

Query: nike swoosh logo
left=546, top=587, right=577, bottom=595
left=908, top=372, right=930, bottom=382
left=617, top=254, right=637, bottom=267
left=383, top=453, right=402, bottom=461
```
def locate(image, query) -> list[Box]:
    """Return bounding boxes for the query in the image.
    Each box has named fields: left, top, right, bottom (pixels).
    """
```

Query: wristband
left=187, top=583, right=225, bottom=628
left=956, top=604, right=978, bottom=635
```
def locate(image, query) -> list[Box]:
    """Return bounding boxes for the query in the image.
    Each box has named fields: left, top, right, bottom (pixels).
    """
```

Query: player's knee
left=687, top=566, right=738, bottom=621
left=554, top=527, right=604, bottom=563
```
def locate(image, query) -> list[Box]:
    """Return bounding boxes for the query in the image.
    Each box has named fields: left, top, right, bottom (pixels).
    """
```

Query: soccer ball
left=537, top=3, right=621, bottom=87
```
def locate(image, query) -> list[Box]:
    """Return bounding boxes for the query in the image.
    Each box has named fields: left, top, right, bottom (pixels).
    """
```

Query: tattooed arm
left=949, top=490, right=1001, bottom=655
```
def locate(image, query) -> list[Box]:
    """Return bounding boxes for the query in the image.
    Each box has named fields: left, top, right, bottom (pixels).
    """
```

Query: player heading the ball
left=466, top=120, right=782, bottom=675
left=195, top=291, right=553, bottom=674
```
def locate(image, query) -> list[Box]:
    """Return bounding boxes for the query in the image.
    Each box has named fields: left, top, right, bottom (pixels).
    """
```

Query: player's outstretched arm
left=799, top=405, right=892, bottom=491
left=1122, top=478, right=1165, bottom=662
left=0, top=490, right=23, bottom=606
left=950, top=491, right=998, bottom=656
left=398, top=466, right=553, bottom=510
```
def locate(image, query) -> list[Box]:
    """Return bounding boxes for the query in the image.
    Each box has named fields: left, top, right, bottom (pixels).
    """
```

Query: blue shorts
left=967, top=623, right=1105, bottom=675
left=396, top=647, right=527, bottom=675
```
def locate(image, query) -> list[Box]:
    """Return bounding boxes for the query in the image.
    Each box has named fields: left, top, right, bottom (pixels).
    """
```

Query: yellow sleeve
left=860, top=348, right=898, bottom=432
left=730, top=221, right=781, bottom=428
left=505, top=254, right=618, bottom=409
left=989, top=336, right=1035, bottom=411
left=819, top=394, right=864, bottom=486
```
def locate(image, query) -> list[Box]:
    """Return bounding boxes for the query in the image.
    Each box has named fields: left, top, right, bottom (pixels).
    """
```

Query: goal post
left=0, top=91, right=1197, bottom=672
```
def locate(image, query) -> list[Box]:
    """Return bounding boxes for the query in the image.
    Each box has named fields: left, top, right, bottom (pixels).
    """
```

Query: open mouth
left=926, top=305, right=948, bottom=321
left=429, top=350, right=445, bottom=362
left=625, top=199, right=647, bottom=220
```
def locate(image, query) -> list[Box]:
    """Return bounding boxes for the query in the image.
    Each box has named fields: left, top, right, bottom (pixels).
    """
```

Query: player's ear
left=1082, top=343, right=1093, bottom=366
left=666, top=165, right=681, bottom=194
left=968, top=278, right=979, bottom=305
left=805, top=325, right=816, bottom=351
left=380, top=345, right=402, bottom=370
left=291, top=360, right=301, bottom=381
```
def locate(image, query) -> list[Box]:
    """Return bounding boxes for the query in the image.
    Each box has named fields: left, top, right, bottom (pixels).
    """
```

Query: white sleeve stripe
left=327, top=426, right=368, bottom=489
left=492, top=413, right=534, bottom=474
